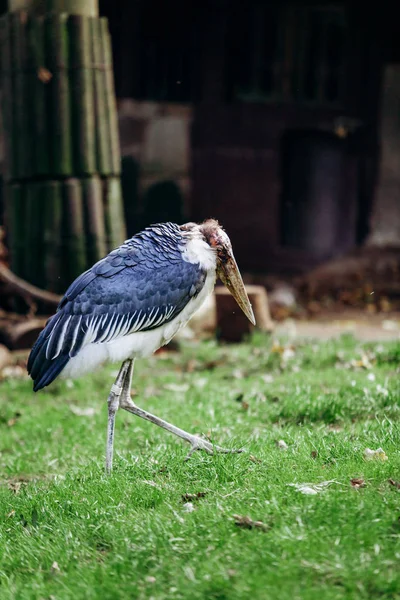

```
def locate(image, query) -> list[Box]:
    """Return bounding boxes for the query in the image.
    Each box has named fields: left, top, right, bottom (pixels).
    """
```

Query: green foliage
left=0, top=335, right=399, bottom=599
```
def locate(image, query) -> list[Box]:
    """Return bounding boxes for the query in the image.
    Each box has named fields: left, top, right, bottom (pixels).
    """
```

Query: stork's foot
left=184, top=436, right=244, bottom=461
left=119, top=395, right=244, bottom=460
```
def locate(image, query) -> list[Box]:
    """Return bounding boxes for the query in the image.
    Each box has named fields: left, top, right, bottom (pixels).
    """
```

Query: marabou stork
left=28, top=220, right=255, bottom=472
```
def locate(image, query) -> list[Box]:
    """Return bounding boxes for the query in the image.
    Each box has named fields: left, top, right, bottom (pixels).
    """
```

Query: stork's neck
left=181, top=232, right=217, bottom=272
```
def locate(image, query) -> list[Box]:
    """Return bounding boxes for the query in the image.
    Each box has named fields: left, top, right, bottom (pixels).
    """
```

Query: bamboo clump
left=0, top=9, right=126, bottom=294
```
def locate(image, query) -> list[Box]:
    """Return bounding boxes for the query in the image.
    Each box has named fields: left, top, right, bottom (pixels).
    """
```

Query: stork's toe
left=184, top=437, right=245, bottom=461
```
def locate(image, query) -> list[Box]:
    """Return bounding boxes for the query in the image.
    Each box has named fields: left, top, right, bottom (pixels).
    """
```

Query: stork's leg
left=119, top=360, right=243, bottom=460
left=105, top=359, right=132, bottom=474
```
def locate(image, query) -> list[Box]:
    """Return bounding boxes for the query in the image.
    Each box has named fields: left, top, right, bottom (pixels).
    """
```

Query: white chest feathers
left=181, top=235, right=217, bottom=271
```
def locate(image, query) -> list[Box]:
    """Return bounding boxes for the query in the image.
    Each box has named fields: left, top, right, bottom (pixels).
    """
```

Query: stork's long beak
left=217, top=253, right=256, bottom=325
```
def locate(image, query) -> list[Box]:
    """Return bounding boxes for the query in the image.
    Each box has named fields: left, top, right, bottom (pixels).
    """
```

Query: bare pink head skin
left=181, top=219, right=256, bottom=325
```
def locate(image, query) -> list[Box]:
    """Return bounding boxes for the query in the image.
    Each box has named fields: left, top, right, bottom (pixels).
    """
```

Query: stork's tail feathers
left=27, top=314, right=71, bottom=392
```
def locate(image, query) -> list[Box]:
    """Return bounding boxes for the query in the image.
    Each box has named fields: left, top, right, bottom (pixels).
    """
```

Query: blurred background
left=0, top=0, right=399, bottom=355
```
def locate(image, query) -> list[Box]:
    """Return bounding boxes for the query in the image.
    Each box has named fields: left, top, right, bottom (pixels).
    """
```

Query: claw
left=184, top=437, right=245, bottom=461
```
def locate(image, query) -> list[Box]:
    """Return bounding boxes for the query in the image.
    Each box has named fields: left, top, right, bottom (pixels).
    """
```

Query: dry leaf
left=382, top=320, right=399, bottom=331
left=288, top=480, right=337, bottom=495
left=183, top=565, right=196, bottom=582
left=7, top=481, right=26, bottom=494
left=163, top=383, right=189, bottom=393
left=249, top=455, right=262, bottom=464
left=69, top=406, right=97, bottom=417
left=282, top=347, right=295, bottom=361
left=271, top=342, right=284, bottom=354
left=350, top=353, right=373, bottom=370
left=203, top=360, right=223, bottom=370
left=195, top=378, right=207, bottom=389
left=290, top=485, right=318, bottom=495
left=142, top=480, right=162, bottom=489
left=276, top=439, right=288, bottom=451
left=232, top=369, right=244, bottom=379
left=269, top=395, right=280, bottom=403
left=364, top=448, right=388, bottom=461
left=271, top=342, right=295, bottom=360
left=388, top=479, right=400, bottom=489
left=7, top=412, right=21, bottom=427
left=181, top=492, right=207, bottom=502
left=38, top=67, right=52, bottom=83
left=185, top=359, right=198, bottom=373
left=51, top=561, right=60, bottom=573
left=233, top=514, right=268, bottom=531
left=328, top=424, right=342, bottom=432
left=350, top=478, right=366, bottom=489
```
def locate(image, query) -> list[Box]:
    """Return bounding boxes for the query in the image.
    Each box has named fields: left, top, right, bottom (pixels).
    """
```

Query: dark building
left=73, top=2, right=400, bottom=273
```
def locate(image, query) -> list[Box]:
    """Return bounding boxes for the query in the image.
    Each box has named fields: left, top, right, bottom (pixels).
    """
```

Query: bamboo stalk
left=91, top=16, right=111, bottom=175
left=45, top=14, right=73, bottom=176
left=62, top=178, right=87, bottom=281
left=3, top=183, right=27, bottom=312
left=100, top=17, right=121, bottom=176
left=23, top=182, right=46, bottom=288
left=1, top=4, right=124, bottom=300
left=83, top=176, right=106, bottom=263
left=103, top=177, right=126, bottom=251
left=68, top=15, right=96, bottom=175
left=0, top=15, right=14, bottom=181
left=6, top=183, right=25, bottom=279
left=32, top=183, right=46, bottom=289
left=42, top=181, right=63, bottom=292
left=24, top=183, right=38, bottom=285
left=11, top=11, right=30, bottom=179
left=27, top=15, right=50, bottom=177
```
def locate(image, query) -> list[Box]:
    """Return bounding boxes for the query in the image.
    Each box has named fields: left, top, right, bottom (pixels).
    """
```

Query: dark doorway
left=280, top=130, right=359, bottom=259
left=121, top=156, right=140, bottom=237
left=142, top=180, right=184, bottom=228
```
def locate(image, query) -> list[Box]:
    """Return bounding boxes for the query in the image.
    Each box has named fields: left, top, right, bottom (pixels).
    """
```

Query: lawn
left=0, top=333, right=400, bottom=600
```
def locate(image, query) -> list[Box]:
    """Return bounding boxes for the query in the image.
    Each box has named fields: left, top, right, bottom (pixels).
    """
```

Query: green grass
left=0, top=333, right=400, bottom=600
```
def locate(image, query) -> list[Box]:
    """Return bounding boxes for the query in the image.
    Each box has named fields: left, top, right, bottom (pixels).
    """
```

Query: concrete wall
left=367, top=65, right=400, bottom=246
left=117, top=99, right=193, bottom=219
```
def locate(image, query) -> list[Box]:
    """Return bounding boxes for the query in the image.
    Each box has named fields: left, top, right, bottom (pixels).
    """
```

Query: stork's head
left=181, top=219, right=256, bottom=326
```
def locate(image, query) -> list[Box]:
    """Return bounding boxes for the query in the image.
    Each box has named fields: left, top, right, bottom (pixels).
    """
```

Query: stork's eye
left=217, top=247, right=229, bottom=263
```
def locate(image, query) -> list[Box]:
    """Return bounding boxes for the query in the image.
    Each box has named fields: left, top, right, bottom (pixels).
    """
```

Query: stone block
left=215, top=285, right=274, bottom=342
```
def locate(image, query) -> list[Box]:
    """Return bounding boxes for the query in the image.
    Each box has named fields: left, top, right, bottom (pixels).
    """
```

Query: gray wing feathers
left=28, top=223, right=209, bottom=391
left=40, top=226, right=207, bottom=362
left=44, top=303, right=190, bottom=362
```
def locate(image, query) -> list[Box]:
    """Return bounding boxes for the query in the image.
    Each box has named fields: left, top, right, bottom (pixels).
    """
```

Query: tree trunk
left=1, top=0, right=126, bottom=299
